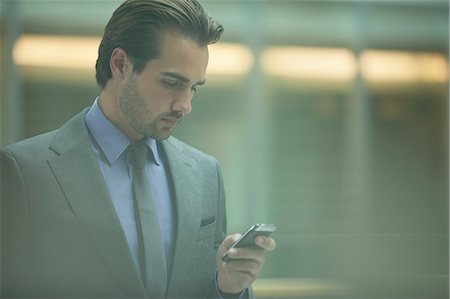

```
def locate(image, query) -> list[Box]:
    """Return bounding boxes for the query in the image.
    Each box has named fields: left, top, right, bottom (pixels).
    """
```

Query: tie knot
left=129, top=142, right=149, bottom=169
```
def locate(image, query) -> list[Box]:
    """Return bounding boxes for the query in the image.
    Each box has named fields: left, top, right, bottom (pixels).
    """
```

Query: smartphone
left=221, top=223, right=276, bottom=262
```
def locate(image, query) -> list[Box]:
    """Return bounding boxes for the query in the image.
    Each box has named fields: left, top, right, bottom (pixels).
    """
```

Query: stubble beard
left=119, top=74, right=166, bottom=140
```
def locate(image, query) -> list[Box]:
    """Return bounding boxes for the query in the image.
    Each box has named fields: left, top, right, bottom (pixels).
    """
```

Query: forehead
left=143, top=29, right=209, bottom=82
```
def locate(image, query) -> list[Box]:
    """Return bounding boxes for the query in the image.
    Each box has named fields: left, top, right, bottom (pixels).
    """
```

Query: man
left=0, top=0, right=276, bottom=298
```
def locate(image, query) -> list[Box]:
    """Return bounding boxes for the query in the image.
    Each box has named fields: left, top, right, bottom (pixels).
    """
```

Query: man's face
left=118, top=30, right=209, bottom=140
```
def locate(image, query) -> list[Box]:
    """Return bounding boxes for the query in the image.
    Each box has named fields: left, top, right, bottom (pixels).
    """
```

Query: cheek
left=138, top=81, right=170, bottom=105
left=145, top=90, right=173, bottom=112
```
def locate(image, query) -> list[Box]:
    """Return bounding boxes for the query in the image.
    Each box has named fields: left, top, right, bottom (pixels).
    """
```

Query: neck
left=98, top=88, right=144, bottom=142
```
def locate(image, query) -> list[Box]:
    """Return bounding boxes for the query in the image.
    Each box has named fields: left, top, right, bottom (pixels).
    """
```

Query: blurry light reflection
left=360, top=50, right=449, bottom=84
left=207, top=43, right=254, bottom=76
left=13, top=35, right=100, bottom=70
left=261, top=46, right=357, bottom=82
left=13, top=34, right=449, bottom=84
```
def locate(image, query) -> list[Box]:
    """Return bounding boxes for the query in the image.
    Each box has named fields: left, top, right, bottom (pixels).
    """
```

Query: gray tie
left=130, top=142, right=167, bottom=298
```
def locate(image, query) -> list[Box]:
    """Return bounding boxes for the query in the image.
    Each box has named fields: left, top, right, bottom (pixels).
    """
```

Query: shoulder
left=1, top=130, right=59, bottom=186
left=2, top=130, right=58, bottom=159
left=1, top=107, right=89, bottom=160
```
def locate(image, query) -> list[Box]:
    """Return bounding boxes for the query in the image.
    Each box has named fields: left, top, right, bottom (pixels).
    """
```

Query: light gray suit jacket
left=1, top=109, right=240, bottom=298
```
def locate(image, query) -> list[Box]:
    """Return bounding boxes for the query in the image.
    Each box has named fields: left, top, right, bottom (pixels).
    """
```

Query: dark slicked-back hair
left=95, top=0, right=223, bottom=88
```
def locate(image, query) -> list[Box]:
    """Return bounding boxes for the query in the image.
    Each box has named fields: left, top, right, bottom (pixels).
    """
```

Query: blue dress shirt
left=84, top=98, right=175, bottom=272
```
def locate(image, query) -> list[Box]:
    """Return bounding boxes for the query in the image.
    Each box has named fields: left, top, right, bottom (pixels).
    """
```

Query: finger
left=222, top=258, right=265, bottom=276
left=218, top=233, right=242, bottom=254
left=225, top=247, right=265, bottom=264
left=255, top=236, right=276, bottom=251
left=224, top=233, right=242, bottom=249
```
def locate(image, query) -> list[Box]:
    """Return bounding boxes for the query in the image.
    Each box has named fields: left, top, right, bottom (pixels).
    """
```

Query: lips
left=161, top=117, right=180, bottom=127
left=160, top=111, right=183, bottom=128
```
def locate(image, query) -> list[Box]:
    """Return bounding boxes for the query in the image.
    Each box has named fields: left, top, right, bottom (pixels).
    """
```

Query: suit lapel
left=47, top=110, right=146, bottom=297
left=161, top=139, right=204, bottom=296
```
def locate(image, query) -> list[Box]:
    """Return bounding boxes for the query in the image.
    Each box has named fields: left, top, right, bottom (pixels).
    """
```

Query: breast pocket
left=197, top=218, right=216, bottom=241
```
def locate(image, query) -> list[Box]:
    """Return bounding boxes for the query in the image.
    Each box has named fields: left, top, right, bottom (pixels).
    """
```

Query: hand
left=216, top=233, right=276, bottom=294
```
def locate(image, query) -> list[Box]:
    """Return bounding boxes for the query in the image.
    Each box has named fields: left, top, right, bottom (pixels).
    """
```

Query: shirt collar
left=85, top=97, right=161, bottom=166
left=141, top=137, right=162, bottom=166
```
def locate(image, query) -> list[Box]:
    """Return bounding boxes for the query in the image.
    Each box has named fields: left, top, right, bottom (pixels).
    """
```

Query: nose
left=172, top=89, right=193, bottom=115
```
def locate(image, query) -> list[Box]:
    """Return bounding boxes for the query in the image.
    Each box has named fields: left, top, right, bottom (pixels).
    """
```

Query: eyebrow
left=161, top=71, right=206, bottom=86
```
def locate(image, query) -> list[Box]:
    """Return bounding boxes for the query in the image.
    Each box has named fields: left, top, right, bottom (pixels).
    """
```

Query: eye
left=162, top=79, right=180, bottom=88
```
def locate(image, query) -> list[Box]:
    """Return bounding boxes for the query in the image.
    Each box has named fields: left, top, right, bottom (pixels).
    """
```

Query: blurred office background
left=1, top=0, right=448, bottom=298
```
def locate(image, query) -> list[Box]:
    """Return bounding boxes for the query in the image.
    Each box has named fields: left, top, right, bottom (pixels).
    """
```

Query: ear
left=110, top=48, right=131, bottom=79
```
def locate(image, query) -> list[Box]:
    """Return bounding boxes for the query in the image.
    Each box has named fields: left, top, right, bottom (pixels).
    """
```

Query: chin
left=150, top=130, right=172, bottom=140
left=154, top=135, right=171, bottom=141
left=140, top=124, right=172, bottom=140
